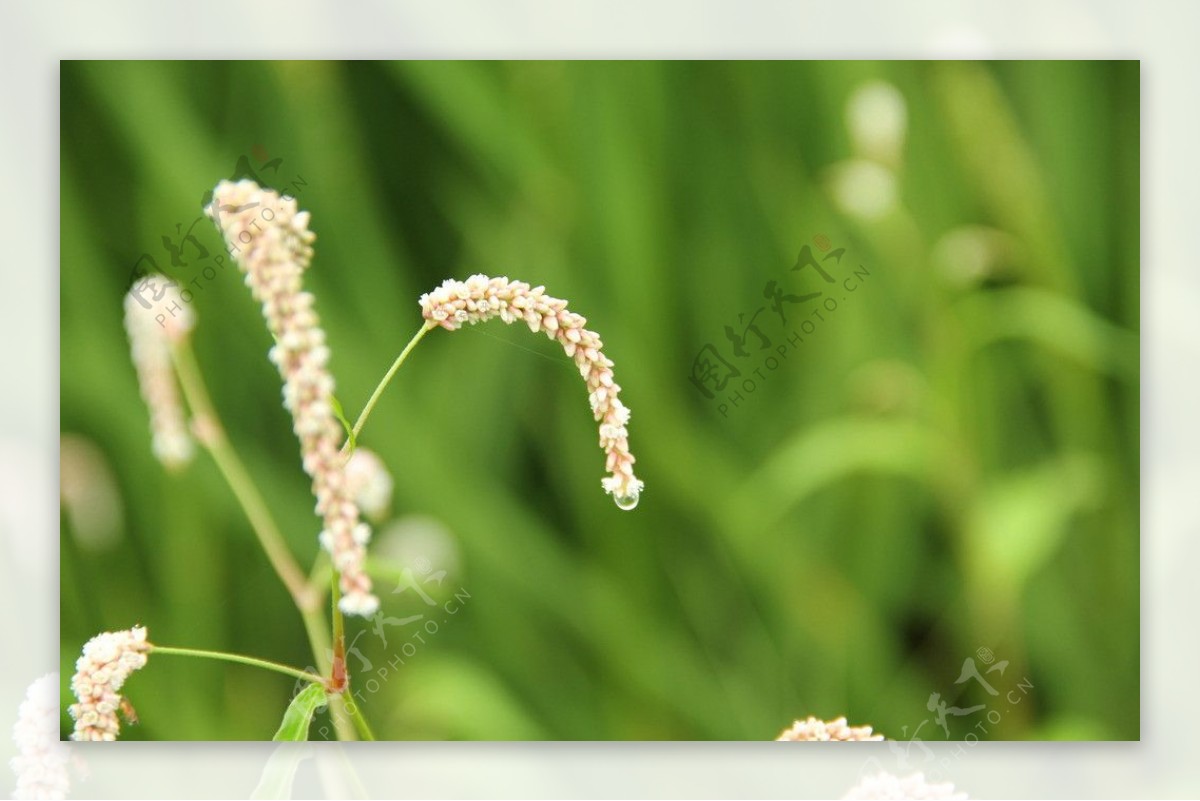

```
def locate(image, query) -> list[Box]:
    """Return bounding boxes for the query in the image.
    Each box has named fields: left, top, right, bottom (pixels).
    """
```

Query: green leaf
left=330, top=394, right=356, bottom=454
left=272, top=683, right=328, bottom=741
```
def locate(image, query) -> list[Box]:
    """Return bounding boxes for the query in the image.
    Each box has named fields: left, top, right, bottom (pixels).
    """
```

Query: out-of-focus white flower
left=344, top=448, right=393, bottom=522
left=11, top=673, right=70, bottom=799
left=828, top=160, right=898, bottom=221
left=207, top=180, right=377, bottom=616
left=931, top=225, right=1019, bottom=288
left=776, top=716, right=884, bottom=741
left=125, top=273, right=195, bottom=342
left=123, top=276, right=195, bottom=470
left=419, top=275, right=643, bottom=509
left=846, top=80, right=908, bottom=168
left=68, top=626, right=150, bottom=741
left=844, top=771, right=966, bottom=800
left=59, top=434, right=124, bottom=551
left=375, top=514, right=460, bottom=579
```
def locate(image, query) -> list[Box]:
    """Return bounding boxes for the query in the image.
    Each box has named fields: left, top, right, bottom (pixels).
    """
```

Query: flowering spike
left=123, top=276, right=195, bottom=469
left=205, top=180, right=378, bottom=616
left=418, top=275, right=643, bottom=507
left=775, top=716, right=884, bottom=741
left=68, top=626, right=151, bottom=741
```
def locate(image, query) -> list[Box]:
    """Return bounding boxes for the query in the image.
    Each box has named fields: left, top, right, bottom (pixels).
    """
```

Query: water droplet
left=613, top=489, right=640, bottom=511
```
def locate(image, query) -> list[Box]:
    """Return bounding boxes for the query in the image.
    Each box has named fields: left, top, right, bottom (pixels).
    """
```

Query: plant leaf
left=272, top=683, right=327, bottom=741
left=330, top=394, right=356, bottom=454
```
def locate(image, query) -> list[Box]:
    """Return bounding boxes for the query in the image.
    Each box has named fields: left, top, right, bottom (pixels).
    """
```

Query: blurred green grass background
left=59, top=60, right=1138, bottom=740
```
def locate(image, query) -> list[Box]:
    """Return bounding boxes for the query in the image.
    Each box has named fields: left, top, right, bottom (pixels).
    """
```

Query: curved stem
left=170, top=339, right=334, bottom=714
left=170, top=340, right=314, bottom=609
left=342, top=322, right=433, bottom=454
left=151, top=645, right=324, bottom=685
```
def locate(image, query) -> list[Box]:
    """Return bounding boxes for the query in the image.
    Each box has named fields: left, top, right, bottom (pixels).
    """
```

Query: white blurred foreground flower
left=123, top=276, right=195, bottom=469
left=344, top=447, right=393, bottom=522
left=68, top=627, right=151, bottom=741
left=931, top=225, right=1019, bottom=288
left=846, top=80, right=908, bottom=168
left=776, top=715, right=884, bottom=741
left=206, top=180, right=378, bottom=616
left=828, top=160, right=898, bottom=221
left=844, top=772, right=966, bottom=800
left=11, top=673, right=70, bottom=799
left=419, top=274, right=643, bottom=509
left=60, top=434, right=124, bottom=551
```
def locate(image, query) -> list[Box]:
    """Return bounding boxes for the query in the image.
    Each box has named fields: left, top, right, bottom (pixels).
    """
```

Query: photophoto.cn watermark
left=126, top=146, right=308, bottom=329
left=861, top=646, right=1034, bottom=784
left=291, top=556, right=471, bottom=741
left=688, top=234, right=872, bottom=417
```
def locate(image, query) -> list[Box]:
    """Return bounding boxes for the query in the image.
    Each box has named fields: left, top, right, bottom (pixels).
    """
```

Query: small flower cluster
left=68, top=627, right=151, bottom=741
left=206, top=180, right=378, bottom=615
left=11, top=673, right=70, bottom=798
left=418, top=275, right=643, bottom=507
left=123, top=278, right=195, bottom=469
left=775, top=715, right=884, bottom=741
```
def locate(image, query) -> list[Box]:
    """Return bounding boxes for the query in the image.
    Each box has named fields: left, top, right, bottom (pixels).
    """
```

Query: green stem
left=170, top=341, right=314, bottom=609
left=151, top=645, right=324, bottom=685
left=308, top=549, right=331, bottom=589
left=344, top=697, right=377, bottom=741
left=170, top=339, right=334, bottom=717
left=327, top=571, right=357, bottom=741
left=301, top=607, right=333, bottom=676
left=343, top=322, right=433, bottom=453
left=331, top=571, right=346, bottom=676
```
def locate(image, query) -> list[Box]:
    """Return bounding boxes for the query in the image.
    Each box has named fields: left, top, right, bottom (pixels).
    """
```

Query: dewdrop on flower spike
left=612, top=489, right=640, bottom=511
left=418, top=275, right=644, bottom=510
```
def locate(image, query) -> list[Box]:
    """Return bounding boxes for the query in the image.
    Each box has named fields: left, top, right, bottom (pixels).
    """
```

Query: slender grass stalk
left=150, top=645, right=324, bottom=685
left=170, top=339, right=337, bottom=717
left=169, top=341, right=313, bottom=607
left=307, top=550, right=331, bottom=600
left=343, top=322, right=433, bottom=455
left=301, top=606, right=333, bottom=676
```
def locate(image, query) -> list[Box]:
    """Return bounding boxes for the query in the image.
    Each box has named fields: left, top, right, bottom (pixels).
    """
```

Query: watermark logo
left=126, top=148, right=308, bottom=327
left=863, top=647, right=1034, bottom=784
left=292, top=556, right=471, bottom=740
left=688, top=235, right=872, bottom=417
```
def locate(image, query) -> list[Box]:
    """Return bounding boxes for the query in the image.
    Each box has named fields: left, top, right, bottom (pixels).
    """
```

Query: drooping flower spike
left=418, top=275, right=643, bottom=509
left=205, top=180, right=378, bottom=616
